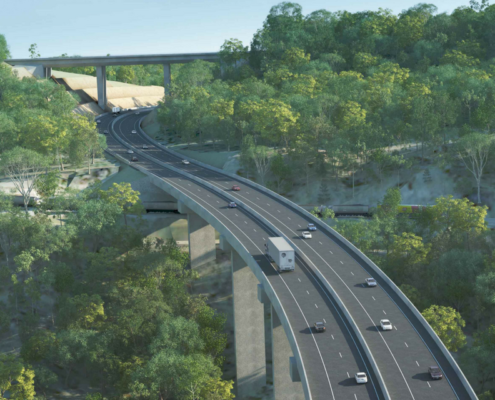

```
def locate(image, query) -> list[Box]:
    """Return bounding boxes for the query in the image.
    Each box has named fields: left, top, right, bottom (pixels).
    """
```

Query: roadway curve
left=98, top=110, right=474, bottom=400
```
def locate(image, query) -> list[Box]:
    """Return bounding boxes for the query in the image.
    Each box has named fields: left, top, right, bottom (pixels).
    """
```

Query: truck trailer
left=265, top=237, right=295, bottom=272
left=112, top=107, right=121, bottom=115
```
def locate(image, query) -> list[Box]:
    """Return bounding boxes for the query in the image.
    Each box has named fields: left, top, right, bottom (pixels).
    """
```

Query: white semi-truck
left=265, top=237, right=295, bottom=272
left=112, top=107, right=121, bottom=115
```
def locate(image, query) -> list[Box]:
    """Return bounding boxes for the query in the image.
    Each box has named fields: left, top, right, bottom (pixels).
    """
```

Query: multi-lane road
left=97, top=109, right=474, bottom=400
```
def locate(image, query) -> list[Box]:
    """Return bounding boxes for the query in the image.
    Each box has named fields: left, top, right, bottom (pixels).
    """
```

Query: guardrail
left=137, top=114, right=477, bottom=400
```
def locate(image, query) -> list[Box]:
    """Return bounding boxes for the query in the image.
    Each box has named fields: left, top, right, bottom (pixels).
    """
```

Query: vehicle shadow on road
left=365, top=326, right=380, bottom=332
left=338, top=377, right=358, bottom=387
left=299, top=327, right=313, bottom=335
left=412, top=372, right=431, bottom=381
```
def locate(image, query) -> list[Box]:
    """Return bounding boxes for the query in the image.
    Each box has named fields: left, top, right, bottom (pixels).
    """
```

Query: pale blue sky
left=2, top=0, right=471, bottom=59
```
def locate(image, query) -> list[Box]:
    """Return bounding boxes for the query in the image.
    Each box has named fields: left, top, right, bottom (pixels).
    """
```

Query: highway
left=98, top=109, right=473, bottom=400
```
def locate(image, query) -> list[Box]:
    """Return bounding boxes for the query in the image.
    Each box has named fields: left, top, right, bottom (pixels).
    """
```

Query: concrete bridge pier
left=258, top=284, right=304, bottom=400
left=44, top=66, right=52, bottom=79
left=163, top=63, right=171, bottom=96
left=220, top=237, right=267, bottom=398
left=178, top=201, right=216, bottom=269
left=96, top=66, right=107, bottom=110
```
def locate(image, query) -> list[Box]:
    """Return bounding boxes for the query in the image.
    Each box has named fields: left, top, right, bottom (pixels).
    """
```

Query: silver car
left=142, top=144, right=149, bottom=149
left=127, top=150, right=134, bottom=154
left=302, top=231, right=312, bottom=239
left=131, top=130, right=137, bottom=134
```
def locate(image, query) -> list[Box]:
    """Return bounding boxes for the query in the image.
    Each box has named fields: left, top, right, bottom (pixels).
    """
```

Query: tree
left=0, top=34, right=10, bottom=61
left=387, top=232, right=430, bottom=282
left=116, top=65, right=135, bottom=83
left=270, top=153, right=291, bottom=192
left=28, top=43, right=40, bottom=59
left=422, top=305, right=466, bottom=352
left=456, top=132, right=495, bottom=204
left=100, top=183, right=144, bottom=226
left=0, top=354, right=35, bottom=400
left=317, top=179, right=331, bottom=205
left=410, top=95, right=440, bottom=162
left=34, top=170, right=60, bottom=201
left=219, top=38, right=248, bottom=68
left=0, top=147, right=48, bottom=213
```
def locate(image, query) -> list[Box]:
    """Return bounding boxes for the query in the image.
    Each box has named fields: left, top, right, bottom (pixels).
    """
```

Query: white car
left=308, top=223, right=317, bottom=231
left=127, top=150, right=134, bottom=154
left=365, top=278, right=377, bottom=287
left=182, top=160, right=190, bottom=165
left=355, top=372, right=368, bottom=384
left=302, top=231, right=312, bottom=239
left=380, top=319, right=392, bottom=331
left=142, top=144, right=149, bottom=149
left=131, top=130, right=137, bottom=134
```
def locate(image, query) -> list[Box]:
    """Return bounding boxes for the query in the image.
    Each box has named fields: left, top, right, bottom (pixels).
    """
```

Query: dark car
left=314, top=322, right=326, bottom=332
left=131, top=156, right=138, bottom=162
left=428, top=366, right=443, bottom=380
left=228, top=202, right=237, bottom=208
left=232, top=185, right=241, bottom=191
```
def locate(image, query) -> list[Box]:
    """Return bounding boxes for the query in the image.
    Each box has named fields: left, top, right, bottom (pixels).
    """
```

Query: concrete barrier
left=137, top=113, right=476, bottom=400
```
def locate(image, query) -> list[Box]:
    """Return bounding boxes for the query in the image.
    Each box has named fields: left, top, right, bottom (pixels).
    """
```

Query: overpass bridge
left=98, top=109, right=476, bottom=400
left=4, top=52, right=219, bottom=109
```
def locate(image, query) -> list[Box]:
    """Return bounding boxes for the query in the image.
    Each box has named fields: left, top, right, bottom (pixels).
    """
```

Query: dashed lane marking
left=315, top=304, right=318, bottom=309
left=427, top=382, right=431, bottom=388
left=405, top=342, right=409, bottom=348
left=383, top=310, right=387, bottom=315
left=323, top=319, right=326, bottom=323
left=331, top=334, right=334, bottom=340
left=307, top=290, right=310, bottom=295
left=319, top=241, right=323, bottom=245
left=351, top=272, right=354, bottom=276
left=339, top=352, right=342, bottom=358
left=298, top=278, right=301, bottom=282
left=416, top=361, right=420, bottom=367
left=340, top=261, right=344, bottom=264
left=372, top=296, right=376, bottom=301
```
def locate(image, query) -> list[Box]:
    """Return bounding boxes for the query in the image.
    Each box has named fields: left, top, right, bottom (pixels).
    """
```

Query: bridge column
left=272, top=306, right=304, bottom=399
left=43, top=66, right=52, bottom=79
left=230, top=250, right=266, bottom=398
left=178, top=202, right=216, bottom=269
left=96, top=66, right=107, bottom=110
left=163, top=63, right=171, bottom=96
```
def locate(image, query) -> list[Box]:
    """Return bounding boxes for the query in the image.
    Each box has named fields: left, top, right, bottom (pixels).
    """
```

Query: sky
left=1, top=0, right=472, bottom=59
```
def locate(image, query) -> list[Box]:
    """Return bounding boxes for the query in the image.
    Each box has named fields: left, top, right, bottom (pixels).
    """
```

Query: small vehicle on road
left=228, top=202, right=237, bottom=208
left=135, top=111, right=140, bottom=115
left=103, top=130, right=109, bottom=134
left=97, top=120, right=101, bottom=124
left=380, top=319, right=392, bottom=331
left=365, top=278, right=377, bottom=287
left=131, top=130, right=137, bottom=134
left=302, top=231, right=312, bottom=239
left=182, top=160, right=190, bottom=165
left=131, top=156, right=138, bottom=162
left=142, top=144, right=148, bottom=149
left=127, top=150, right=134, bottom=154
left=232, top=185, right=241, bottom=191
left=314, top=322, right=325, bottom=332
left=429, top=366, right=443, bottom=380
left=355, top=372, right=368, bottom=384
left=308, top=223, right=317, bottom=231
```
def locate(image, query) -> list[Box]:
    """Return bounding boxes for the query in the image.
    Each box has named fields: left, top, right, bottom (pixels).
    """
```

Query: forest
left=2, top=0, right=495, bottom=397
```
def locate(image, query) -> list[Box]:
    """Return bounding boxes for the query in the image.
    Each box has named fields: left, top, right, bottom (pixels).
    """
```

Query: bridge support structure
left=179, top=201, right=216, bottom=269
left=220, top=237, right=267, bottom=398
left=258, top=283, right=304, bottom=399
left=96, top=66, right=107, bottom=110
left=163, top=63, right=171, bottom=96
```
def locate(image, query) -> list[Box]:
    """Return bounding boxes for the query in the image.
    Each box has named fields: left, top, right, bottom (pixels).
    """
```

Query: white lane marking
left=288, top=217, right=291, bottom=220
left=178, top=178, right=182, bottom=181
left=188, top=183, right=191, bottom=186
left=257, top=197, right=260, bottom=200
left=207, top=194, right=210, bottom=197
left=216, top=201, right=220, bottom=203
left=383, top=310, right=387, bottom=315
left=197, top=189, right=200, bottom=191
left=354, top=395, right=358, bottom=400
left=253, top=229, right=257, bottom=232
left=246, top=191, right=249, bottom=194
left=298, top=224, right=302, bottom=228
left=340, top=261, right=344, bottom=264
left=372, top=296, right=376, bottom=301
left=405, top=342, right=409, bottom=348
left=394, top=326, right=397, bottom=330
left=267, top=203, right=270, bottom=206
left=347, top=372, right=350, bottom=378
left=235, top=213, right=238, bottom=217
left=329, top=250, right=333, bottom=254
left=307, top=290, right=310, bottom=295
left=315, top=304, right=318, bottom=309
left=351, top=272, right=354, bottom=276
left=319, top=241, right=323, bottom=245
left=298, top=278, right=301, bottom=282
left=277, top=210, right=281, bottom=213
left=244, top=221, right=248, bottom=224
left=427, top=382, right=431, bottom=388
left=323, top=319, right=326, bottom=323
left=331, top=334, right=334, bottom=340
left=339, top=352, right=342, bottom=358
left=416, top=361, right=420, bottom=367
left=262, top=237, right=266, bottom=241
